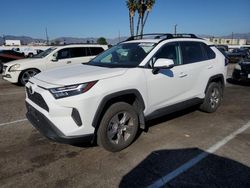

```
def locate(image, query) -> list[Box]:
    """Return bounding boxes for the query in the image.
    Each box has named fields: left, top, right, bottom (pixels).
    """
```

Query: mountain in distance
left=198, top=32, right=250, bottom=41
left=1, top=33, right=250, bottom=46
left=0, top=35, right=127, bottom=45
left=0, top=35, right=46, bottom=45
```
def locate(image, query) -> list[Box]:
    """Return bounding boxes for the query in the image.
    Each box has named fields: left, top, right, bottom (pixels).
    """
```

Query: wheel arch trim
left=92, top=89, right=146, bottom=131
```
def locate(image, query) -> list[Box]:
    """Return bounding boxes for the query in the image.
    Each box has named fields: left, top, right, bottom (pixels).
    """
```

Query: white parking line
left=0, top=118, right=28, bottom=127
left=148, top=121, right=250, bottom=188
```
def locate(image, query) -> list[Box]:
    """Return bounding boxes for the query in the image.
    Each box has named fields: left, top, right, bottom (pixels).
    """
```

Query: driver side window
left=56, top=49, right=71, bottom=60
left=149, top=43, right=180, bottom=67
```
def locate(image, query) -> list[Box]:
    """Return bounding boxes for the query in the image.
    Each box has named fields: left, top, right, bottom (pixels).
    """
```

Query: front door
left=144, top=42, right=193, bottom=113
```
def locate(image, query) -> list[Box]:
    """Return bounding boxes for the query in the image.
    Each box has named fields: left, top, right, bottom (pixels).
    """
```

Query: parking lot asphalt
left=0, top=64, right=250, bottom=188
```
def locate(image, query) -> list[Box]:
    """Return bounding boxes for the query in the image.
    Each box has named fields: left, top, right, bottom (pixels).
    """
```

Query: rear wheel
left=97, top=102, right=139, bottom=152
left=199, top=82, right=222, bottom=113
left=19, top=69, right=39, bottom=86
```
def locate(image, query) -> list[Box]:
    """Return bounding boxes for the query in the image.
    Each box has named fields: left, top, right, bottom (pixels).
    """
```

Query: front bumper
left=26, top=102, right=94, bottom=144
left=232, top=69, right=250, bottom=82
left=2, top=70, right=21, bottom=83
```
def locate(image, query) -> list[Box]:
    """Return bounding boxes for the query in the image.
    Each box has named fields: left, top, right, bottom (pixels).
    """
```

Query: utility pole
left=118, top=30, right=121, bottom=43
left=231, top=32, right=234, bottom=45
left=45, top=27, right=49, bottom=45
left=174, top=24, right=177, bottom=35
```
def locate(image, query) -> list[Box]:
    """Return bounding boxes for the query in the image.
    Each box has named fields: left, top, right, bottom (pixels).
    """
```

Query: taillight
left=225, top=58, right=229, bottom=66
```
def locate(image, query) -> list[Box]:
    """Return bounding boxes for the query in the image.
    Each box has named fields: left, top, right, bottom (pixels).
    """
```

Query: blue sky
left=1, top=0, right=250, bottom=39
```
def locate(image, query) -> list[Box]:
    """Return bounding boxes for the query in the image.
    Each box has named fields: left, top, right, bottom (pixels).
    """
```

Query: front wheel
left=97, top=102, right=139, bottom=152
left=199, top=82, right=223, bottom=113
left=19, top=69, right=39, bottom=86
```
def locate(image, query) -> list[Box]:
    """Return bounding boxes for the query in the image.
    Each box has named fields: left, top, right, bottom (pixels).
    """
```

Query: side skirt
left=145, top=98, right=203, bottom=121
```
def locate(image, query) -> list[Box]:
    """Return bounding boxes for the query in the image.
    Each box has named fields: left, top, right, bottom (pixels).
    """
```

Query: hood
left=33, top=64, right=127, bottom=87
left=4, top=58, right=42, bottom=67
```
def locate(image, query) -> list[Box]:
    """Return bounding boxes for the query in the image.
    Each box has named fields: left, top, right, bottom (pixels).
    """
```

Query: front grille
left=26, top=87, right=49, bottom=112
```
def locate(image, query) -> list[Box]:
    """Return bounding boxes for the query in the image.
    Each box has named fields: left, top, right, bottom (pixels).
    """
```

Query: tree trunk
left=129, top=13, right=133, bottom=36
left=131, top=16, right=134, bottom=37
left=140, top=13, right=144, bottom=38
left=136, top=14, right=141, bottom=36
left=143, top=11, right=149, bottom=28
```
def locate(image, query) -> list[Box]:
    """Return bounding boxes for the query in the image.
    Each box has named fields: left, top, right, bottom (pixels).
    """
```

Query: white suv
left=2, top=44, right=108, bottom=85
left=25, top=34, right=227, bottom=152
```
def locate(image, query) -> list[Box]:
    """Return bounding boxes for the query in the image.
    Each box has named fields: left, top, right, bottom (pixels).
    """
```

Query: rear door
left=179, top=41, right=216, bottom=97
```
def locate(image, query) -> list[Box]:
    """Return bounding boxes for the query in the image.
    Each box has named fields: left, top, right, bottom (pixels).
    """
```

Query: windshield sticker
left=138, top=43, right=155, bottom=47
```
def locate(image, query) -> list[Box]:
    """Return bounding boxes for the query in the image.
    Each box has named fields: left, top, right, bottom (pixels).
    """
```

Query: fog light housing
left=71, top=108, right=82, bottom=126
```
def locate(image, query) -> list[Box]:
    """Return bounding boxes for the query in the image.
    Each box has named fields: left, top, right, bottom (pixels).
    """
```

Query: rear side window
left=180, top=42, right=206, bottom=64
left=204, top=45, right=216, bottom=59
left=89, top=47, right=104, bottom=56
left=70, top=47, right=87, bottom=58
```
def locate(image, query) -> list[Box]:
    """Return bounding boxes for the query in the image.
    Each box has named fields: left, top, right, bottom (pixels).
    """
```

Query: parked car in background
left=227, top=48, right=249, bottom=63
left=0, top=50, right=25, bottom=73
left=2, top=44, right=108, bottom=85
left=215, top=45, right=228, bottom=53
left=12, top=47, right=43, bottom=57
left=232, top=58, right=250, bottom=82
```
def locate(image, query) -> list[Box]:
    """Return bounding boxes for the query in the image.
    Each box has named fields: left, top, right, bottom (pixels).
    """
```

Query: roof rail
left=126, top=33, right=174, bottom=41
left=172, top=33, right=198, bottom=38
left=125, top=33, right=199, bottom=42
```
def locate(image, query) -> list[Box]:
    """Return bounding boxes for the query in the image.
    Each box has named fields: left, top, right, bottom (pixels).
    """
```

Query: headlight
left=9, top=64, right=21, bottom=72
left=235, top=64, right=241, bottom=70
left=49, top=81, right=98, bottom=99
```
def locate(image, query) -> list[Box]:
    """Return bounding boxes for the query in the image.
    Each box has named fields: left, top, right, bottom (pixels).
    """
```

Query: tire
left=199, top=82, right=223, bottom=113
left=28, top=53, right=33, bottom=58
left=19, top=69, right=40, bottom=86
left=97, top=102, right=139, bottom=152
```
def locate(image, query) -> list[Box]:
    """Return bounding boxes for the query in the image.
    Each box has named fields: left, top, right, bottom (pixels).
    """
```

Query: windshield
left=87, top=42, right=156, bottom=68
left=32, top=47, right=57, bottom=58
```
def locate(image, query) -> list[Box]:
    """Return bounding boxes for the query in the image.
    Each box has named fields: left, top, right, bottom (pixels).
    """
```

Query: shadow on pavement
left=227, top=78, right=250, bottom=87
left=119, top=148, right=250, bottom=188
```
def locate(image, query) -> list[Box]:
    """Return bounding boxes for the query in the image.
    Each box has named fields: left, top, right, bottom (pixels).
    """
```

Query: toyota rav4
left=25, top=34, right=227, bottom=152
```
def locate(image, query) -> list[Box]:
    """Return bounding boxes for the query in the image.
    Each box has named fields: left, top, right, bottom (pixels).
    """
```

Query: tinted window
left=57, top=48, right=71, bottom=59
left=206, top=45, right=216, bottom=59
left=181, top=42, right=206, bottom=64
left=89, top=47, right=104, bottom=55
left=153, top=43, right=180, bottom=65
left=71, top=47, right=86, bottom=58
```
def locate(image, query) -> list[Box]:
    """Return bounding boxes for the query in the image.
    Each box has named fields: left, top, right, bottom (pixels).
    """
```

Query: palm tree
left=143, top=0, right=155, bottom=28
left=140, top=0, right=147, bottom=37
left=126, top=0, right=137, bottom=36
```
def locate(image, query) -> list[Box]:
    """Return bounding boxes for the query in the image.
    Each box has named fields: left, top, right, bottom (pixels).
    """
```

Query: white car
left=2, top=44, right=108, bottom=85
left=25, top=34, right=227, bottom=152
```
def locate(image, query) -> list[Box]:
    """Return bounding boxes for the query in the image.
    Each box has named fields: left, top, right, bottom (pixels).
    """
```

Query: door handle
left=67, top=61, right=71, bottom=64
left=179, top=72, right=187, bottom=78
left=207, top=65, right=213, bottom=69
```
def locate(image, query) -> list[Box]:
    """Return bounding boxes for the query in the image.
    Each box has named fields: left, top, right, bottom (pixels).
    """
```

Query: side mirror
left=152, top=58, right=174, bottom=74
left=51, top=56, right=58, bottom=62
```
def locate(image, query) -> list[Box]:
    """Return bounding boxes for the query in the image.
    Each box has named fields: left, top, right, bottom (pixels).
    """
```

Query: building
left=204, top=37, right=247, bottom=45
left=5, top=40, right=21, bottom=46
